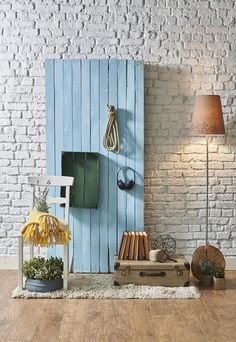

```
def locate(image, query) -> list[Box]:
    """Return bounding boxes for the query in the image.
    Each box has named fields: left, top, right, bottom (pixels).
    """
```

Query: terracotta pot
left=213, top=277, right=226, bottom=290
left=201, top=274, right=213, bottom=288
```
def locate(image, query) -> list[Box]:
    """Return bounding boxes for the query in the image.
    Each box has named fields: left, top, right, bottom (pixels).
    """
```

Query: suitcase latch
left=121, top=266, right=131, bottom=276
left=175, top=266, right=183, bottom=276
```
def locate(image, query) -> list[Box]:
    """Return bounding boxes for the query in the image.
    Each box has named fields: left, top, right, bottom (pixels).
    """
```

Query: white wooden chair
left=18, top=176, right=74, bottom=291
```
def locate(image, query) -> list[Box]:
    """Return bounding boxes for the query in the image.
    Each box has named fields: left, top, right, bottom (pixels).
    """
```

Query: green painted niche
left=61, top=152, right=99, bottom=208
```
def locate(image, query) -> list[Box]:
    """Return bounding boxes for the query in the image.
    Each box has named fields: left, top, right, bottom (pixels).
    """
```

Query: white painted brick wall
left=0, top=0, right=236, bottom=258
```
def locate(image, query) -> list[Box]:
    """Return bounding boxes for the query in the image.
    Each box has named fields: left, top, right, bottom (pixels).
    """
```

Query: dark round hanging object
left=152, top=234, right=176, bottom=259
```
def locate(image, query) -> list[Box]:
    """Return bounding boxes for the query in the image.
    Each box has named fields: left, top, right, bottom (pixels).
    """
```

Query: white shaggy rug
left=12, top=274, right=201, bottom=299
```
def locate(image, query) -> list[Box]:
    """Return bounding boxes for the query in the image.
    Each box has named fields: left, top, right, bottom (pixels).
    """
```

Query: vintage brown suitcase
left=113, top=255, right=190, bottom=287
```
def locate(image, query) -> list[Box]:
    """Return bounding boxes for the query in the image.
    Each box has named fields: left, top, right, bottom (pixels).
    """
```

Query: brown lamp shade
left=191, top=95, right=225, bottom=135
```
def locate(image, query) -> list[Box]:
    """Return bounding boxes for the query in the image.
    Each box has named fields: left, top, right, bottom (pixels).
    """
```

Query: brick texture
left=0, top=0, right=236, bottom=258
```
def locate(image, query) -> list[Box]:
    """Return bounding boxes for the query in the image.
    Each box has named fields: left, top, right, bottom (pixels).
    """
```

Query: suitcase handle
left=139, top=271, right=166, bottom=277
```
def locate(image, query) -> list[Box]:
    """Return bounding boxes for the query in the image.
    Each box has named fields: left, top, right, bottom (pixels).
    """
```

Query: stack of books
left=118, top=231, right=150, bottom=260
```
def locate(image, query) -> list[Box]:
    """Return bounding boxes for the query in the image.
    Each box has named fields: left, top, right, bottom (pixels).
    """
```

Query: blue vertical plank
left=126, top=60, right=135, bottom=231
left=99, top=59, right=109, bottom=272
left=135, top=61, right=144, bottom=230
left=72, top=60, right=83, bottom=272
left=63, top=60, right=73, bottom=151
left=45, top=59, right=56, bottom=258
left=117, top=60, right=127, bottom=247
left=63, top=60, right=74, bottom=268
left=81, top=60, right=91, bottom=151
left=90, top=59, right=100, bottom=272
left=81, top=60, right=91, bottom=272
left=108, top=59, right=118, bottom=271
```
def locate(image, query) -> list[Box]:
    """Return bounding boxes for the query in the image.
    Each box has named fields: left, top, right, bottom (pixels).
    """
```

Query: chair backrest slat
left=47, top=197, right=67, bottom=205
left=28, top=176, right=74, bottom=223
left=28, top=176, right=74, bottom=187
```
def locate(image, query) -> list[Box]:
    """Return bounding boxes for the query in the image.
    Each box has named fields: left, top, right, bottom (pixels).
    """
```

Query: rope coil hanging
left=103, top=104, right=120, bottom=153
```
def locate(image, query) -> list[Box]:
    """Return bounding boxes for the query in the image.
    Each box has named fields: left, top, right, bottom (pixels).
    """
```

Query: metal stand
left=206, top=135, right=209, bottom=247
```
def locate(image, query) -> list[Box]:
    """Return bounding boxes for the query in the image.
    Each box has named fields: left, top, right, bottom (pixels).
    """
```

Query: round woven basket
left=191, top=245, right=226, bottom=280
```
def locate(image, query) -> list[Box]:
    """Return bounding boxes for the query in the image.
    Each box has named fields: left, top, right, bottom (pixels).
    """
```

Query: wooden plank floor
left=0, top=270, right=236, bottom=342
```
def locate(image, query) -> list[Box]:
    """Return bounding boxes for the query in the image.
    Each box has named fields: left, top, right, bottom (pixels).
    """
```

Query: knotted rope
left=103, top=104, right=120, bottom=153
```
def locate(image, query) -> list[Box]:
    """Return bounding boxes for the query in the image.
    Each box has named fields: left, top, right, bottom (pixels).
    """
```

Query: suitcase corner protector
left=114, top=261, right=120, bottom=270
left=184, top=261, right=190, bottom=270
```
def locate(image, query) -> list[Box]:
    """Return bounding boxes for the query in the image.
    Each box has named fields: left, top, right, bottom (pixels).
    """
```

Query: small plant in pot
left=199, top=259, right=215, bottom=287
left=213, top=266, right=226, bottom=290
left=22, top=257, right=63, bottom=292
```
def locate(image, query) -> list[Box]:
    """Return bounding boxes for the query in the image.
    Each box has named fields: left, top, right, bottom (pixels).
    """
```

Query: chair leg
left=63, top=243, right=69, bottom=290
left=18, top=236, right=23, bottom=291
left=30, top=244, right=34, bottom=259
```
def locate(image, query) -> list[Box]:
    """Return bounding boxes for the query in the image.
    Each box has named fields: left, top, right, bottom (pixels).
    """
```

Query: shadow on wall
left=145, top=65, right=234, bottom=255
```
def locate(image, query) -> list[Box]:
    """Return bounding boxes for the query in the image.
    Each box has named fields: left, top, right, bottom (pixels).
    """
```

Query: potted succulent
left=199, top=259, right=215, bottom=287
left=22, top=257, right=63, bottom=292
left=213, top=266, right=226, bottom=290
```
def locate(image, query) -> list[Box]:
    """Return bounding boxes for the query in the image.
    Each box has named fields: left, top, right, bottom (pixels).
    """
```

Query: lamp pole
left=206, top=135, right=209, bottom=247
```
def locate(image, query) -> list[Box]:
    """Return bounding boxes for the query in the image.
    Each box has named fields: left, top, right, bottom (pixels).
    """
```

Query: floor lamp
left=191, top=95, right=226, bottom=280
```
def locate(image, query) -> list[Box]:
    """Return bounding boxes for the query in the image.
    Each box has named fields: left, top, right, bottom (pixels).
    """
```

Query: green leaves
left=34, top=180, right=50, bottom=213
left=199, top=259, right=215, bottom=275
left=214, top=266, right=225, bottom=278
left=34, top=197, right=50, bottom=213
left=22, top=257, right=63, bottom=280
left=199, top=260, right=225, bottom=278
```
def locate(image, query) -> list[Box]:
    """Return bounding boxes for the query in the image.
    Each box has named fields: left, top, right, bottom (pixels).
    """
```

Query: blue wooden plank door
left=46, top=59, right=144, bottom=273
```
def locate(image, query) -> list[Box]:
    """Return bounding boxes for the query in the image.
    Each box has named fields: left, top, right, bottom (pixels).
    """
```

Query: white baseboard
left=225, top=258, right=236, bottom=270
left=0, top=256, right=18, bottom=269
left=1, top=256, right=236, bottom=270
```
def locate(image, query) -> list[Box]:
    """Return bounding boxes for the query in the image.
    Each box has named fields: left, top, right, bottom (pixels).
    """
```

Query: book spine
left=119, top=232, right=128, bottom=260
left=128, top=232, right=135, bottom=260
left=134, top=232, right=139, bottom=261
left=124, top=232, right=131, bottom=260
left=138, top=232, right=144, bottom=260
left=143, top=232, right=150, bottom=260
